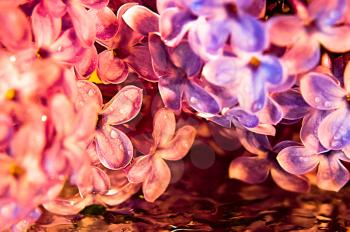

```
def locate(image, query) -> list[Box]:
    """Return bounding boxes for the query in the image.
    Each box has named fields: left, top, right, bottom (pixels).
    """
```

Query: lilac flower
left=203, top=53, right=285, bottom=113
left=229, top=130, right=310, bottom=193
left=95, top=3, right=158, bottom=83
left=299, top=63, right=350, bottom=151
left=149, top=33, right=220, bottom=114
left=76, top=80, right=143, bottom=170
left=267, top=0, right=350, bottom=74
left=127, top=108, right=196, bottom=202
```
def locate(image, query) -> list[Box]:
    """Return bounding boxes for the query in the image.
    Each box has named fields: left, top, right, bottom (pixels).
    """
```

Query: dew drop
left=88, top=89, right=95, bottom=96
left=314, top=97, right=321, bottom=103
left=110, top=130, right=118, bottom=139
left=331, top=140, right=342, bottom=148
left=41, top=115, right=47, bottom=122
left=9, top=55, right=16, bottom=62
left=190, top=97, right=198, bottom=104
left=57, top=46, right=62, bottom=52
left=324, top=101, right=332, bottom=108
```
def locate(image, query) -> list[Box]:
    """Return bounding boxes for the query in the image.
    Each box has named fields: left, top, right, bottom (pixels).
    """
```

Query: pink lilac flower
left=76, top=80, right=143, bottom=170
left=127, top=108, right=196, bottom=202
left=95, top=3, right=158, bottom=83
left=267, top=0, right=350, bottom=74
left=229, top=130, right=310, bottom=192
left=149, top=33, right=220, bottom=114
left=299, top=62, right=350, bottom=151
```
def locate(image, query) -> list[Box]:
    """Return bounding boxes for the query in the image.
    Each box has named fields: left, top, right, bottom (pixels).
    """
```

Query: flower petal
left=343, top=60, right=350, bottom=93
left=308, top=0, right=345, bottom=27
left=97, top=50, right=128, bottom=84
left=90, top=7, right=118, bottom=41
left=157, top=125, right=196, bottom=160
left=43, top=0, right=66, bottom=17
left=43, top=195, right=93, bottom=215
left=95, top=126, right=133, bottom=170
left=127, top=155, right=153, bottom=183
left=101, top=85, right=143, bottom=125
left=32, top=3, right=61, bottom=48
left=226, top=108, right=259, bottom=128
left=152, top=108, right=176, bottom=148
left=300, top=110, right=330, bottom=153
left=68, top=2, right=96, bottom=47
left=318, top=108, right=350, bottom=150
left=317, top=152, right=350, bottom=192
left=282, top=36, right=320, bottom=75
left=158, top=75, right=185, bottom=110
left=184, top=81, right=221, bottom=114
left=277, top=146, right=320, bottom=175
left=317, top=26, right=350, bottom=53
left=236, top=0, right=266, bottom=18
left=236, top=128, right=271, bottom=154
left=49, top=93, right=74, bottom=136
left=80, top=0, right=109, bottom=9
left=122, top=5, right=159, bottom=36
left=229, top=156, right=270, bottom=184
left=143, top=158, right=171, bottom=202
left=256, top=97, right=283, bottom=125
left=258, top=55, right=284, bottom=85
left=300, top=72, right=346, bottom=110
left=75, top=45, right=98, bottom=78
left=267, top=15, right=304, bottom=47
left=75, top=80, right=103, bottom=109
left=271, top=89, right=310, bottom=120
left=160, top=8, right=195, bottom=47
left=270, top=165, right=310, bottom=193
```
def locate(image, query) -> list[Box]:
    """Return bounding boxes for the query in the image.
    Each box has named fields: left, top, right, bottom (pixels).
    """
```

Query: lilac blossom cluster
left=2, top=0, right=350, bottom=229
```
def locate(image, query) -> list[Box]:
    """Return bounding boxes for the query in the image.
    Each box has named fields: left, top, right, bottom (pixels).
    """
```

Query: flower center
left=5, top=89, right=16, bottom=101
left=9, top=163, right=25, bottom=179
left=224, top=3, right=238, bottom=18
left=249, top=57, right=261, bottom=70
left=346, top=94, right=350, bottom=102
left=36, top=48, right=50, bottom=59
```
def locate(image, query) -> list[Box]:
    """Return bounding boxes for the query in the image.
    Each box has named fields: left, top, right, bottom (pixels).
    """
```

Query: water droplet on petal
left=88, top=89, right=95, bottom=96
left=331, top=140, right=342, bottom=148
left=252, top=102, right=263, bottom=112
left=324, top=101, right=332, bottom=108
left=57, top=46, right=62, bottom=52
left=110, top=130, right=118, bottom=139
left=41, top=115, right=47, bottom=122
left=9, top=55, right=16, bottom=62
left=190, top=97, right=198, bottom=104
left=314, top=97, right=321, bottom=103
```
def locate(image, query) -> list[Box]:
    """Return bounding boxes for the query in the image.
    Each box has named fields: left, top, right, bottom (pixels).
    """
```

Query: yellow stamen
left=5, top=89, right=16, bottom=100
left=9, top=163, right=25, bottom=178
left=249, top=57, right=261, bottom=68
left=346, top=94, right=350, bottom=102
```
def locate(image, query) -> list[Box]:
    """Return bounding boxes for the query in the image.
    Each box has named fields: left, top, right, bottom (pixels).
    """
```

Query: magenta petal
left=80, top=0, right=109, bottom=9
left=300, top=72, right=346, bottom=110
left=229, top=156, right=270, bottom=184
left=158, top=75, right=185, bottom=111
left=277, top=146, right=320, bottom=175
left=300, top=110, right=329, bottom=153
left=101, top=85, right=143, bottom=125
left=344, top=61, right=350, bottom=93
left=72, top=102, right=98, bottom=142
left=317, top=152, right=350, bottom=192
left=95, top=126, right=133, bottom=170
left=68, top=2, right=96, bottom=47
left=317, top=26, right=350, bottom=53
left=32, top=3, right=61, bottom=48
left=76, top=80, right=103, bottom=109
left=43, top=0, right=67, bottom=17
left=318, top=108, right=350, bottom=150
left=126, top=45, right=159, bottom=82
left=270, top=166, right=310, bottom=193
left=127, top=155, right=153, bottom=183
left=157, top=125, right=196, bottom=160
left=160, top=8, right=194, bottom=47
left=49, top=94, right=74, bottom=136
left=0, top=7, right=32, bottom=51
left=282, top=36, right=320, bottom=75
left=90, top=7, right=118, bottom=41
left=91, top=167, right=111, bottom=194
left=75, top=45, right=98, bottom=78
left=267, top=16, right=304, bottom=47
left=143, top=158, right=171, bottom=202
left=123, top=5, right=159, bottom=36
left=152, top=108, right=176, bottom=148
left=97, top=50, right=128, bottom=84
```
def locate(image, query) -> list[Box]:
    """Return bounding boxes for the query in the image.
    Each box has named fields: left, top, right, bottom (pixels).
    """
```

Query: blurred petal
left=90, top=7, right=118, bottom=41
left=318, top=108, right=350, bottom=150
left=73, top=102, right=98, bottom=141
left=43, top=0, right=66, bottom=17
left=226, top=108, right=259, bottom=128
left=267, top=16, right=304, bottom=46
left=43, top=195, right=93, bottom=215
left=273, top=140, right=302, bottom=153
left=271, top=89, right=310, bottom=120
left=229, top=156, right=270, bottom=184
left=143, top=158, right=171, bottom=202
left=344, top=61, right=350, bottom=93
left=68, top=2, right=96, bottom=47
left=127, top=155, right=153, bottom=183
left=169, top=41, right=202, bottom=77
left=49, top=94, right=74, bottom=136
left=157, top=125, right=196, bottom=160
left=126, top=45, right=159, bottom=82
left=95, top=126, right=133, bottom=170
left=80, top=0, right=109, bottom=9
left=236, top=128, right=271, bottom=154
left=101, top=85, right=143, bottom=125
left=202, top=56, right=242, bottom=86
left=230, top=15, right=267, bottom=52
left=32, top=3, right=61, bottom=47
left=148, top=33, right=177, bottom=77
left=247, top=123, right=276, bottom=136
left=317, top=26, right=350, bottom=53
left=301, top=110, right=329, bottom=153
left=282, top=36, right=320, bottom=75
left=152, top=108, right=176, bottom=148
left=271, top=166, right=310, bottom=193
left=76, top=80, right=103, bottom=109
left=75, top=45, right=98, bottom=77
left=277, top=146, right=320, bottom=175
left=317, top=152, right=349, bottom=192
left=97, top=50, right=128, bottom=84
left=236, top=0, right=266, bottom=18
left=158, top=75, right=185, bottom=110
left=99, top=182, right=139, bottom=206
left=0, top=7, right=32, bottom=51
left=309, top=0, right=345, bottom=26
left=258, top=55, right=284, bottom=85
left=300, top=72, right=346, bottom=110
left=184, top=81, right=221, bottom=114
left=123, top=5, right=159, bottom=36
left=91, top=167, right=110, bottom=194
left=160, top=8, right=195, bottom=47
